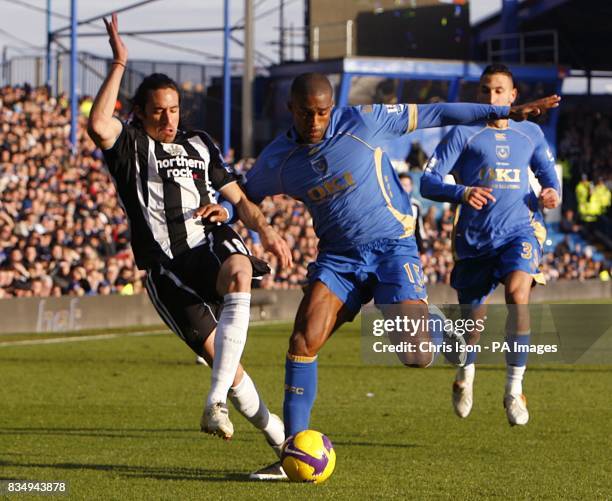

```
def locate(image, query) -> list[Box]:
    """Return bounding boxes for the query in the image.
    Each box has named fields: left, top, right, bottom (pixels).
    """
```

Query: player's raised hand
left=539, top=187, right=559, bottom=209
left=260, top=228, right=293, bottom=269
left=464, top=186, right=496, bottom=210
left=103, top=13, right=128, bottom=65
left=509, top=95, right=561, bottom=121
left=193, top=204, right=230, bottom=223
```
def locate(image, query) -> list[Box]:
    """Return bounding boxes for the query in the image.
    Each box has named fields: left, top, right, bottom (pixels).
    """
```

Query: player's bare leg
left=201, top=254, right=253, bottom=439
left=381, top=300, right=467, bottom=368
left=284, top=281, right=351, bottom=434
left=289, top=281, right=350, bottom=357
left=381, top=300, right=432, bottom=367
left=250, top=282, right=350, bottom=480
left=502, top=270, right=533, bottom=426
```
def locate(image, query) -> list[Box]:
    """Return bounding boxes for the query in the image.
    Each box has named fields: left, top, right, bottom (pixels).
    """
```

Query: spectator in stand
left=576, top=174, right=611, bottom=223
left=560, top=209, right=581, bottom=234
left=0, top=84, right=145, bottom=298
left=405, top=141, right=428, bottom=170
left=592, top=177, right=611, bottom=214
left=0, top=84, right=608, bottom=298
left=575, top=174, right=595, bottom=222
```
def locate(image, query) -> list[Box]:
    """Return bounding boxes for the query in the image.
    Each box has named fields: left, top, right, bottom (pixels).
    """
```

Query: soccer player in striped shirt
left=87, top=14, right=292, bottom=476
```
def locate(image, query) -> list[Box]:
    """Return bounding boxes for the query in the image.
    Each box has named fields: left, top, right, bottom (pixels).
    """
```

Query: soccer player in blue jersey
left=420, top=64, right=560, bottom=426
left=243, top=72, right=559, bottom=477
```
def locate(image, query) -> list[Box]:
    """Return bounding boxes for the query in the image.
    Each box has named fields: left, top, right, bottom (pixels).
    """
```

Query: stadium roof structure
left=269, top=56, right=562, bottom=101
left=268, top=55, right=563, bottom=144
left=474, top=0, right=612, bottom=71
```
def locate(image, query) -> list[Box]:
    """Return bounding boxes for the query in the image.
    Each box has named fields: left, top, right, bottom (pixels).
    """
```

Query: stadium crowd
left=0, top=84, right=143, bottom=299
left=557, top=110, right=612, bottom=222
left=0, top=84, right=609, bottom=299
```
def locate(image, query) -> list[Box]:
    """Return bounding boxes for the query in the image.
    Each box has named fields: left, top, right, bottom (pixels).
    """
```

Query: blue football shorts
left=451, top=233, right=545, bottom=305
left=307, top=238, right=427, bottom=313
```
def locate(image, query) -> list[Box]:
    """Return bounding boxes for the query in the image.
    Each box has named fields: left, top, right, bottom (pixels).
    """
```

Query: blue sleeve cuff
left=248, top=229, right=261, bottom=244
left=219, top=199, right=237, bottom=224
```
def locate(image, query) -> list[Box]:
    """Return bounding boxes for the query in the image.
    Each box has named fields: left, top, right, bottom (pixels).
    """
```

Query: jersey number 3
left=520, top=242, right=533, bottom=260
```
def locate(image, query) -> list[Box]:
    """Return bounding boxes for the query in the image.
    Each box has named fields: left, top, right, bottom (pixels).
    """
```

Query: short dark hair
left=481, top=64, right=514, bottom=86
left=290, top=72, right=333, bottom=100
left=130, top=73, right=181, bottom=125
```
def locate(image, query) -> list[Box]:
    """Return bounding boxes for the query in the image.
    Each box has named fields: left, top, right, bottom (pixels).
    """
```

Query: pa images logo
left=496, top=145, right=510, bottom=160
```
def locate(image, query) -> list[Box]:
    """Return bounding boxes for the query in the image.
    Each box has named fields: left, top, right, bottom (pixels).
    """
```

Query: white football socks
left=505, top=365, right=526, bottom=396
left=206, top=292, right=251, bottom=407
left=456, top=363, right=475, bottom=386
left=229, top=371, right=285, bottom=447
left=229, top=371, right=269, bottom=428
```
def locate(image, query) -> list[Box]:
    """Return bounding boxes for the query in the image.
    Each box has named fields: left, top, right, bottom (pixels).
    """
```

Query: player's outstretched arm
left=217, top=182, right=293, bottom=268
left=415, top=103, right=511, bottom=129
left=508, top=95, right=561, bottom=121
left=412, top=95, right=560, bottom=130
left=87, top=13, right=127, bottom=150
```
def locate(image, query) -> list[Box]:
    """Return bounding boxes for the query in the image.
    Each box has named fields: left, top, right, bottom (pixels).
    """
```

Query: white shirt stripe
left=187, top=135, right=218, bottom=205
left=142, top=136, right=174, bottom=258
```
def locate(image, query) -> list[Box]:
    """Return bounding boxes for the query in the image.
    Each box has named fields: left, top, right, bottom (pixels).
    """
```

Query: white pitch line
left=0, top=319, right=290, bottom=348
left=0, top=330, right=168, bottom=347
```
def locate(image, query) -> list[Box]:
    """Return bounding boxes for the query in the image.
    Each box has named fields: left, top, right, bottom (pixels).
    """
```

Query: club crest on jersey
left=310, top=156, right=328, bottom=175
left=496, top=145, right=510, bottom=159
left=162, top=143, right=187, bottom=157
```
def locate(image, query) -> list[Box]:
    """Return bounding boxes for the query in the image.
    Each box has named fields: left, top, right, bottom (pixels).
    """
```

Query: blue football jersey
left=246, top=103, right=510, bottom=253
left=420, top=120, right=559, bottom=259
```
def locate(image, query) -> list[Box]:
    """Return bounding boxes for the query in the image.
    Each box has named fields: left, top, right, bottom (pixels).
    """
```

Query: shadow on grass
left=0, top=428, right=417, bottom=450
left=332, top=440, right=418, bottom=449
left=0, top=428, right=264, bottom=447
left=0, top=459, right=255, bottom=483
left=0, top=427, right=197, bottom=440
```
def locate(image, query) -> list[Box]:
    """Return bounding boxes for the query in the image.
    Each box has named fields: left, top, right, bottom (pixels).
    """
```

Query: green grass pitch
left=1, top=321, right=610, bottom=500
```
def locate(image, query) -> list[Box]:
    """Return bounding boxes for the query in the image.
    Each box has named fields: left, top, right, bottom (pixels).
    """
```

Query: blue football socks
left=283, top=353, right=318, bottom=438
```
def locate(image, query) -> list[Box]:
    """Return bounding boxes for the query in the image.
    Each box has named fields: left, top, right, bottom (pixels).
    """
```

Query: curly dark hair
left=129, top=73, right=181, bottom=127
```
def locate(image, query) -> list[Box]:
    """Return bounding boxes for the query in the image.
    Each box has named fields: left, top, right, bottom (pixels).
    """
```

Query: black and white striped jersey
left=102, top=122, right=236, bottom=270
